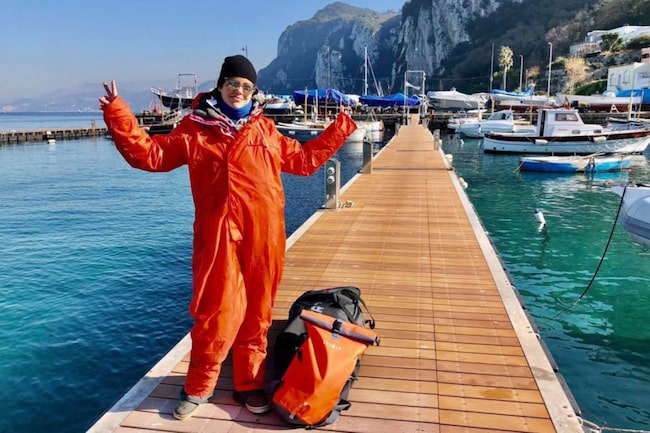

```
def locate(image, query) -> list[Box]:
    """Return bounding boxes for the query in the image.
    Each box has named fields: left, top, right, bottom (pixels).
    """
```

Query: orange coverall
left=102, top=95, right=356, bottom=398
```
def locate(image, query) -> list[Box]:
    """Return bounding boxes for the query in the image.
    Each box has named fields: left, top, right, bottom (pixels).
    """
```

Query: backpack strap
left=335, top=287, right=376, bottom=329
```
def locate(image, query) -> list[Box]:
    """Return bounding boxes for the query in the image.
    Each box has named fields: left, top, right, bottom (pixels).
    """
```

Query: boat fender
left=534, top=208, right=546, bottom=226
left=534, top=139, right=548, bottom=145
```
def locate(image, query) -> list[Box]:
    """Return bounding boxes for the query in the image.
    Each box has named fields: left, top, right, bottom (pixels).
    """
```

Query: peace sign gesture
left=99, top=80, right=118, bottom=109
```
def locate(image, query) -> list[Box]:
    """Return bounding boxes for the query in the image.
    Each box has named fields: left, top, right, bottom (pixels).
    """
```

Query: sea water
left=1, top=114, right=649, bottom=432
left=443, top=133, right=650, bottom=430
left=0, top=113, right=388, bottom=433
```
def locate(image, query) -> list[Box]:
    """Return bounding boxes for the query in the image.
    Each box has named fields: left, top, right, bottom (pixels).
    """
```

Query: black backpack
left=270, top=286, right=378, bottom=427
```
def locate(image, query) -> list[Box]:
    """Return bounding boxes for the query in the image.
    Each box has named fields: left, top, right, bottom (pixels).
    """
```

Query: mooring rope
left=536, top=183, right=650, bottom=432
left=582, top=415, right=650, bottom=433
left=537, top=183, right=627, bottom=326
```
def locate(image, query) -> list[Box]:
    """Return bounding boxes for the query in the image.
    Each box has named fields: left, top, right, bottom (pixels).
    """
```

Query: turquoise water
left=1, top=114, right=649, bottom=432
left=443, top=133, right=650, bottom=430
left=0, top=114, right=387, bottom=433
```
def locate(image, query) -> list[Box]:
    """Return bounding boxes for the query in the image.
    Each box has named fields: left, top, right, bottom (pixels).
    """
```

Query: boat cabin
left=536, top=108, right=603, bottom=136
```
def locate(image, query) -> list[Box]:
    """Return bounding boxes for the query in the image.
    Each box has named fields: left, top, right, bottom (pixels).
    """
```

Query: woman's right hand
left=99, top=80, right=118, bottom=109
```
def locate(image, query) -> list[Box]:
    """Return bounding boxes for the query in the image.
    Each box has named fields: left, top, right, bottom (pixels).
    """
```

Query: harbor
left=1, top=107, right=645, bottom=146
left=87, top=117, right=585, bottom=433
left=0, top=112, right=648, bottom=432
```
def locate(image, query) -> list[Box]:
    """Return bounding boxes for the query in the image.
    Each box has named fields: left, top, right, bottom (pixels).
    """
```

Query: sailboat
left=277, top=88, right=366, bottom=142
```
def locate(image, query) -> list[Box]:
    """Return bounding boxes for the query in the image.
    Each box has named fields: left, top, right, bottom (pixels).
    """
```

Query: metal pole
left=519, top=55, right=524, bottom=90
left=404, top=69, right=408, bottom=124
left=489, top=43, right=494, bottom=92
left=327, top=46, right=331, bottom=90
left=364, top=46, right=368, bottom=96
left=547, top=43, right=553, bottom=97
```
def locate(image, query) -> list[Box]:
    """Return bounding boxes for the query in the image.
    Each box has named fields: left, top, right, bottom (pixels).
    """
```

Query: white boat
left=482, top=108, right=650, bottom=155
left=491, top=85, right=558, bottom=112
left=519, top=154, right=632, bottom=172
left=493, top=95, right=559, bottom=112
left=263, top=97, right=303, bottom=116
left=559, top=92, right=642, bottom=113
left=427, top=88, right=488, bottom=111
left=610, top=184, right=650, bottom=249
left=456, top=109, right=537, bottom=138
left=606, top=116, right=650, bottom=130
left=355, top=119, right=384, bottom=132
left=151, top=73, right=198, bottom=110
left=446, top=109, right=486, bottom=131
left=346, top=126, right=366, bottom=142
left=277, top=123, right=324, bottom=140
left=277, top=120, right=366, bottom=142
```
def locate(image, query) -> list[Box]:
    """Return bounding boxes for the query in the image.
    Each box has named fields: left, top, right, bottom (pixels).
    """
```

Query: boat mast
left=489, top=43, right=494, bottom=92
left=364, top=46, right=369, bottom=96
left=303, top=87, right=308, bottom=124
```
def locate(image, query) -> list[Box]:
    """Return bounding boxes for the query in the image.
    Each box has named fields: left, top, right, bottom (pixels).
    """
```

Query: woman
left=99, top=55, right=357, bottom=420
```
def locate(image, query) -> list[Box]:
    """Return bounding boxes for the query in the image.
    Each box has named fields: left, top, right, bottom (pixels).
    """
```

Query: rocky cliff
left=258, top=2, right=400, bottom=95
left=258, top=0, right=636, bottom=95
left=258, top=0, right=528, bottom=95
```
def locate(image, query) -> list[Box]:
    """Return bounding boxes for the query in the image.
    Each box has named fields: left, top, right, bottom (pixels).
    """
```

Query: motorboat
left=519, top=153, right=632, bottom=173
left=446, top=109, right=486, bottom=131
left=456, top=109, right=536, bottom=138
left=277, top=120, right=366, bottom=142
left=151, top=73, right=198, bottom=110
left=263, top=97, right=303, bottom=116
left=277, top=122, right=325, bottom=141
left=427, top=88, right=488, bottom=111
left=606, top=116, right=650, bottom=130
left=610, top=184, right=650, bottom=249
left=558, top=92, right=641, bottom=113
left=482, top=108, right=650, bottom=154
left=490, top=85, right=558, bottom=112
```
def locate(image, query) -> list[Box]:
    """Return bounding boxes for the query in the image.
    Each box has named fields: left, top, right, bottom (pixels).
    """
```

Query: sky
left=0, top=0, right=406, bottom=102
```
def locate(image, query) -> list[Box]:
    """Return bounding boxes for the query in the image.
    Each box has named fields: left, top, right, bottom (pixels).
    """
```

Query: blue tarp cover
left=292, top=89, right=355, bottom=105
left=359, top=93, right=420, bottom=107
left=490, top=84, right=535, bottom=97
left=614, top=89, right=650, bottom=104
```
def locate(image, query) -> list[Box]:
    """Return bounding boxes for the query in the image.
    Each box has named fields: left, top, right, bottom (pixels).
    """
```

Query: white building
left=607, top=62, right=650, bottom=91
left=570, top=25, right=650, bottom=56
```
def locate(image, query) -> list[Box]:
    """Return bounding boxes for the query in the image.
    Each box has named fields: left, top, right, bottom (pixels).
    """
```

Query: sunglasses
left=224, top=78, right=256, bottom=96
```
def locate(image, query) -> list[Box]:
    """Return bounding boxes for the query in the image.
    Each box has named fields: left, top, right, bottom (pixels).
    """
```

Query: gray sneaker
left=173, top=390, right=210, bottom=420
left=173, top=399, right=200, bottom=420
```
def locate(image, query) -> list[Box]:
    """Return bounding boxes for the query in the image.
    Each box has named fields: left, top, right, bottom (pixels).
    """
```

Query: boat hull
left=277, top=124, right=324, bottom=141
left=427, top=89, right=486, bottom=111
left=483, top=130, right=650, bottom=155
left=519, top=155, right=631, bottom=172
left=277, top=124, right=366, bottom=142
left=151, top=90, right=194, bottom=110
left=611, top=185, right=650, bottom=249
left=458, top=122, right=536, bottom=138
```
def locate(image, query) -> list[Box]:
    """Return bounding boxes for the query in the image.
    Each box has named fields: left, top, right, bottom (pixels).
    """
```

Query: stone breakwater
left=0, top=125, right=109, bottom=145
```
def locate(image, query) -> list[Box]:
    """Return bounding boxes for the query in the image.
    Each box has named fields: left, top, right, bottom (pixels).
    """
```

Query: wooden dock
left=87, top=119, right=586, bottom=433
left=0, top=125, right=108, bottom=145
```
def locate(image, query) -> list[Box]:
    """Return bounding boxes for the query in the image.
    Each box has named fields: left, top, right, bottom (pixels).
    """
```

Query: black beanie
left=217, top=55, right=257, bottom=88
